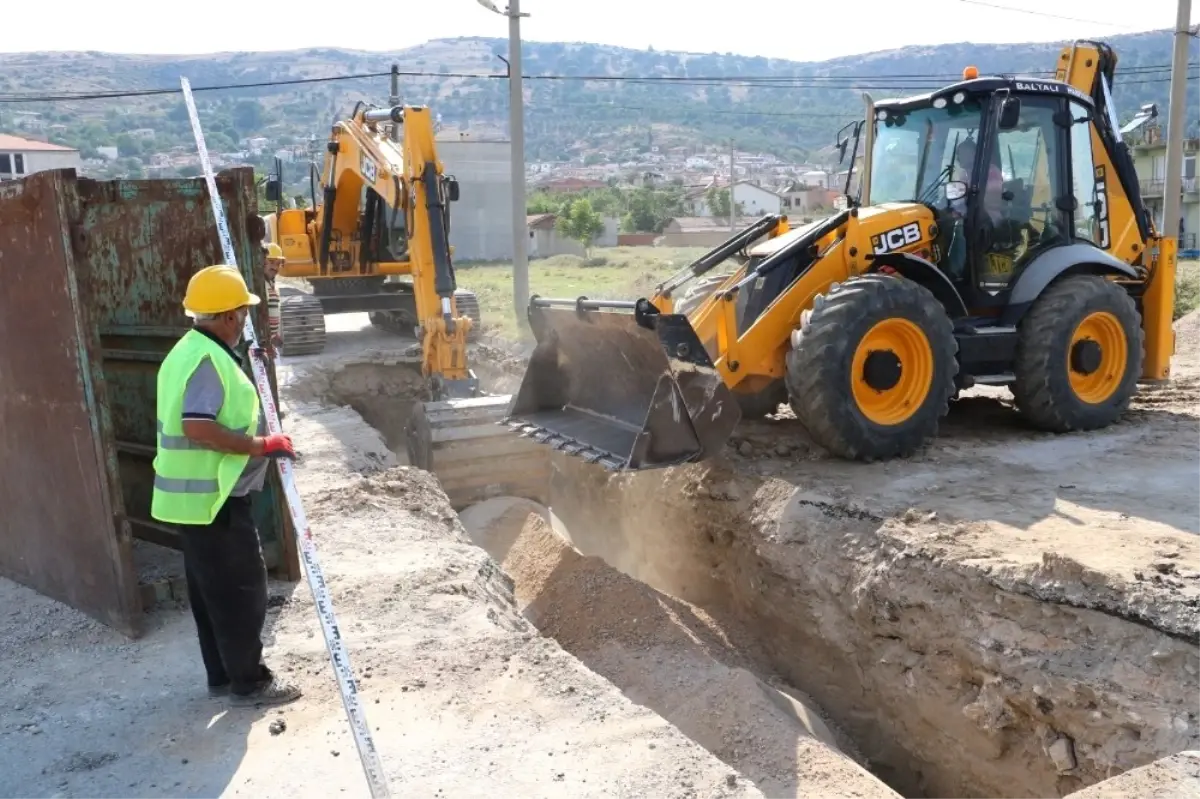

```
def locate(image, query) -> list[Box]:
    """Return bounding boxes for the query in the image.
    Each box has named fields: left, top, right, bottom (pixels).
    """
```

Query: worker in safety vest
left=151, top=264, right=302, bottom=706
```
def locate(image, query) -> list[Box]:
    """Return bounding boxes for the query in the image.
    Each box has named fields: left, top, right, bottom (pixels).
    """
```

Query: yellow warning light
left=963, top=65, right=980, bottom=80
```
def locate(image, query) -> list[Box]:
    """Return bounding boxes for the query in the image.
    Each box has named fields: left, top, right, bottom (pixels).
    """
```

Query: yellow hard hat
left=265, top=242, right=284, bottom=259
left=183, top=265, right=261, bottom=316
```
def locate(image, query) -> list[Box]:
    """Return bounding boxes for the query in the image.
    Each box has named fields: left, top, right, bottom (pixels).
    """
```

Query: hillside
left=0, top=32, right=1194, bottom=171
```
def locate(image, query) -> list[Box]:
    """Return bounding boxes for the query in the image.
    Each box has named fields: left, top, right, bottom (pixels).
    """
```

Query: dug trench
left=286, top=348, right=1199, bottom=799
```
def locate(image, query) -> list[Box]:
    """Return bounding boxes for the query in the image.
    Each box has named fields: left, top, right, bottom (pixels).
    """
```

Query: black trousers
left=179, top=494, right=271, bottom=695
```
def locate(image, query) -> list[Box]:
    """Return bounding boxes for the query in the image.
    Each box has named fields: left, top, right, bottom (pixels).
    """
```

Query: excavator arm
left=1054, top=40, right=1176, bottom=379
left=314, top=104, right=473, bottom=388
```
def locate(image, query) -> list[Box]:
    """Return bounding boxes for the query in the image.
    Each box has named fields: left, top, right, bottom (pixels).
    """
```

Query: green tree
left=232, top=99, right=264, bottom=134
left=705, top=187, right=744, bottom=219
left=115, top=133, right=141, bottom=157
left=558, top=198, right=605, bottom=255
left=706, top=186, right=729, bottom=218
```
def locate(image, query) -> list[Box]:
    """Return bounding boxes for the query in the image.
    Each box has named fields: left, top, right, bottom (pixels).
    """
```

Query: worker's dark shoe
left=231, top=677, right=302, bottom=707
left=207, top=681, right=231, bottom=697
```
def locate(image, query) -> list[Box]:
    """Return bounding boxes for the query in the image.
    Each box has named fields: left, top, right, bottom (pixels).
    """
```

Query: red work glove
left=254, top=433, right=296, bottom=460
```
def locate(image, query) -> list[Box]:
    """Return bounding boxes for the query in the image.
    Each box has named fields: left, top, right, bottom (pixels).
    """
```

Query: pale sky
left=6, top=0, right=1193, bottom=61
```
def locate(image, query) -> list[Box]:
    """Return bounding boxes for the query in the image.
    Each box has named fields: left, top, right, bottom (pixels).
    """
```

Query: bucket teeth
left=494, top=418, right=626, bottom=471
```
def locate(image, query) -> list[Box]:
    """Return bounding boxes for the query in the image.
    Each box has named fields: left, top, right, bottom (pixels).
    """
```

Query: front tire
left=1012, top=274, right=1142, bottom=432
left=786, top=274, right=959, bottom=460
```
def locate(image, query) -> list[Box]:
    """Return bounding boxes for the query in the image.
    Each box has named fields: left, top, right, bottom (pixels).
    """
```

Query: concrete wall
left=531, top=227, right=585, bottom=258
left=0, top=149, right=80, bottom=179
left=438, top=139, right=513, bottom=262
left=25, top=150, right=82, bottom=175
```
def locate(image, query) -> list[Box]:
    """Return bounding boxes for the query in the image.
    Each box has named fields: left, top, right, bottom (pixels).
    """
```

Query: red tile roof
left=0, top=134, right=78, bottom=152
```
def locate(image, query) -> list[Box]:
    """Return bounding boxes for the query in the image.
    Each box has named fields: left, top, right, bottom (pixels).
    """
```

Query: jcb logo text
left=872, top=222, right=922, bottom=255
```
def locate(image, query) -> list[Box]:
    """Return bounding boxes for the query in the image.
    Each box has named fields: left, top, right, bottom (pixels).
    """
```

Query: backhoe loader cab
left=505, top=41, right=1177, bottom=470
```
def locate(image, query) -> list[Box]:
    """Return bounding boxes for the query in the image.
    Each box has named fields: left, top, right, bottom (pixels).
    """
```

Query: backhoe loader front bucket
left=504, top=297, right=741, bottom=471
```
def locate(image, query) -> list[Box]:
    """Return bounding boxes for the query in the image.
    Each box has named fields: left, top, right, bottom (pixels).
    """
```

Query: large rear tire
left=1012, top=274, right=1142, bottom=432
left=786, top=274, right=958, bottom=460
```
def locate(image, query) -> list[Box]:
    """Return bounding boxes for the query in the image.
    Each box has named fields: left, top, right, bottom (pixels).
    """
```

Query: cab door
left=968, top=94, right=1070, bottom=299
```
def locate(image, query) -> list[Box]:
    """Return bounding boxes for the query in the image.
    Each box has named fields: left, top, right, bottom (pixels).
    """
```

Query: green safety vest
left=151, top=329, right=261, bottom=525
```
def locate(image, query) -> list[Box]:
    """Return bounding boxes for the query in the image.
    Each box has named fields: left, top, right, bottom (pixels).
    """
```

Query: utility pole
left=1160, top=0, right=1193, bottom=239
left=729, top=139, right=736, bottom=233
left=389, top=64, right=400, bottom=143
left=476, top=0, right=529, bottom=328
left=507, top=0, right=530, bottom=328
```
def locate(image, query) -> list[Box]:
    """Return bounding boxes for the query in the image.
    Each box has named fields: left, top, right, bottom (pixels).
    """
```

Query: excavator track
left=406, top=394, right=550, bottom=510
left=278, top=290, right=327, bottom=356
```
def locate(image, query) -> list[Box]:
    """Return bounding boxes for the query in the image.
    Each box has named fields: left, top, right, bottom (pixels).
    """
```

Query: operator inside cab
left=952, top=138, right=1005, bottom=222
left=945, top=137, right=1006, bottom=279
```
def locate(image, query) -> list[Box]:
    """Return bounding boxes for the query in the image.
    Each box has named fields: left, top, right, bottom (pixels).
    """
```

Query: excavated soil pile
left=459, top=496, right=899, bottom=799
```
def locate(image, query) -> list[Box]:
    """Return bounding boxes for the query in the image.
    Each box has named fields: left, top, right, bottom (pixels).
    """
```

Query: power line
left=525, top=101, right=862, bottom=119
left=957, top=0, right=1140, bottom=28
left=0, top=63, right=1192, bottom=103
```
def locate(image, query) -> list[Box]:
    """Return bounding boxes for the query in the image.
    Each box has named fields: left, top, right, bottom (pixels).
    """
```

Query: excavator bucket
left=504, top=298, right=741, bottom=471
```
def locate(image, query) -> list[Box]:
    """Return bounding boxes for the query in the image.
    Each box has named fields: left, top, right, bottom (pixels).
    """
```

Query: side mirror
left=945, top=181, right=968, bottom=202
left=999, top=96, right=1021, bottom=131
left=837, top=137, right=849, bottom=163
left=445, top=177, right=460, bottom=203
left=264, top=178, right=281, bottom=203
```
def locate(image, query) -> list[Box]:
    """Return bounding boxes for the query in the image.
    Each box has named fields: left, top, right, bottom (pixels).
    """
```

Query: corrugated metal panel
left=68, top=168, right=293, bottom=573
left=0, top=170, right=139, bottom=634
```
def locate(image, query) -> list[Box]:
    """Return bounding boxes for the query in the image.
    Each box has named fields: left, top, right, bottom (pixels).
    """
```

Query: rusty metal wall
left=0, top=171, right=140, bottom=635
left=68, top=168, right=293, bottom=572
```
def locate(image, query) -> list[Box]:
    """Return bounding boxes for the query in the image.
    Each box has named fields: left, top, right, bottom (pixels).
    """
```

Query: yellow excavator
left=265, top=103, right=545, bottom=507
left=506, top=40, right=1177, bottom=469
left=262, top=111, right=482, bottom=357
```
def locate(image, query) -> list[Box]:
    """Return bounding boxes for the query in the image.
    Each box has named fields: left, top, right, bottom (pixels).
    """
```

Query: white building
left=0, top=134, right=82, bottom=180
left=733, top=181, right=783, bottom=216
left=683, top=179, right=784, bottom=218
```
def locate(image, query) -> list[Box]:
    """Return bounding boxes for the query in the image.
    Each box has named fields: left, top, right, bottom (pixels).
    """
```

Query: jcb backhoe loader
left=506, top=40, right=1178, bottom=470
left=267, top=102, right=545, bottom=506
left=262, top=111, right=482, bottom=356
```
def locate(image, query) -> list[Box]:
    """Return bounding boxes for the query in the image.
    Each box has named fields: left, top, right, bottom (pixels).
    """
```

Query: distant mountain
left=0, top=32, right=1194, bottom=168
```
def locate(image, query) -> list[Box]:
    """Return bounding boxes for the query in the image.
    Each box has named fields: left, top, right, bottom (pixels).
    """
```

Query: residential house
left=1130, top=126, right=1199, bottom=256
left=0, top=134, right=81, bottom=181
left=527, top=214, right=575, bottom=258
left=659, top=216, right=762, bottom=248
left=683, top=180, right=784, bottom=218
left=799, top=170, right=832, bottom=189
left=778, top=180, right=839, bottom=215
left=540, top=177, right=606, bottom=193
left=527, top=213, right=620, bottom=257
left=733, top=181, right=783, bottom=217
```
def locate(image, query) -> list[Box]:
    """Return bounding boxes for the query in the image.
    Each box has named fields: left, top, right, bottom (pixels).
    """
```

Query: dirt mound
left=459, top=496, right=899, bottom=799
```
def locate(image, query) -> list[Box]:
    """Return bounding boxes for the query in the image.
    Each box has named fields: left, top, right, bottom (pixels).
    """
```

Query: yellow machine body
left=506, top=40, right=1177, bottom=469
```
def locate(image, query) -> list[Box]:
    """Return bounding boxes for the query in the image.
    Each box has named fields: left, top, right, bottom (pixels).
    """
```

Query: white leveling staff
left=180, top=77, right=391, bottom=799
